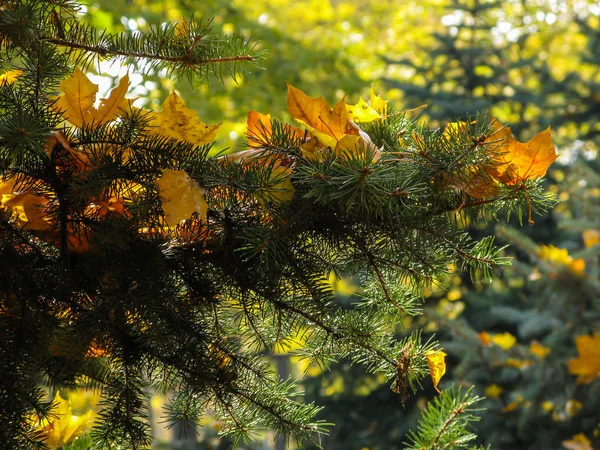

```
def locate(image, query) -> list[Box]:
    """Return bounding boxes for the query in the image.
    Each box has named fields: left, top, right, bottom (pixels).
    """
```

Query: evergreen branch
left=41, top=35, right=255, bottom=66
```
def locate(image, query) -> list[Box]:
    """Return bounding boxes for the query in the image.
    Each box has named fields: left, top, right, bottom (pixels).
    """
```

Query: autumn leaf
left=255, top=166, right=295, bottom=206
left=53, top=69, right=131, bottom=129
left=155, top=169, right=208, bottom=226
left=486, top=120, right=558, bottom=185
left=562, top=433, right=594, bottom=450
left=370, top=86, right=388, bottom=116
left=33, top=393, right=93, bottom=449
left=147, top=92, right=219, bottom=146
left=0, top=69, right=23, bottom=86
left=583, top=229, right=600, bottom=248
left=346, top=97, right=382, bottom=123
left=246, top=111, right=272, bottom=147
left=425, top=350, right=447, bottom=393
left=484, top=384, right=503, bottom=399
left=568, top=332, right=600, bottom=384
left=287, top=82, right=351, bottom=148
left=492, top=332, right=516, bottom=351
left=530, top=341, right=551, bottom=359
left=478, top=331, right=493, bottom=347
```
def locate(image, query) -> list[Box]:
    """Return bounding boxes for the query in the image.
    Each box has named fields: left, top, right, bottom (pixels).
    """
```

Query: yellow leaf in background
left=484, top=384, right=503, bottom=399
left=155, top=169, right=208, bottom=226
left=53, top=69, right=131, bottom=129
left=426, top=350, right=447, bottom=393
left=287, top=82, right=350, bottom=148
left=34, top=393, right=93, bottom=449
left=502, top=394, right=524, bottom=413
left=370, top=86, right=388, bottom=116
left=568, top=332, right=600, bottom=384
left=149, top=92, right=219, bottom=146
left=537, top=244, right=586, bottom=276
left=492, top=332, right=516, bottom=351
left=562, top=433, right=594, bottom=450
left=0, top=69, right=23, bottom=85
left=583, top=230, right=600, bottom=248
left=530, top=341, right=551, bottom=359
left=485, top=120, right=558, bottom=185
left=505, top=357, right=530, bottom=369
left=346, top=97, right=382, bottom=123
left=246, top=111, right=272, bottom=147
left=478, top=331, right=493, bottom=347
left=4, top=192, right=51, bottom=230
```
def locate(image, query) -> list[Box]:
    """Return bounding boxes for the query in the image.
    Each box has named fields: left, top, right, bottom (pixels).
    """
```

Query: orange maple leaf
left=568, top=332, right=600, bottom=384
left=486, top=120, right=558, bottom=185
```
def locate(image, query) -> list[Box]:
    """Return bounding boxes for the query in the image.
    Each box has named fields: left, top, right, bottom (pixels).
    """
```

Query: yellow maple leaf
left=568, top=332, right=600, bottom=384
left=286, top=82, right=350, bottom=149
left=370, top=86, right=388, bottom=116
left=0, top=69, right=23, bottom=86
left=33, top=393, right=93, bottom=449
left=562, top=433, right=594, bottom=450
left=147, top=92, right=219, bottom=146
left=255, top=166, right=295, bottom=206
left=155, top=169, right=208, bottom=226
left=492, top=332, right=516, bottom=351
left=346, top=97, right=382, bottom=123
left=486, top=120, right=558, bottom=185
left=53, top=69, right=130, bottom=129
left=425, top=349, right=447, bottom=393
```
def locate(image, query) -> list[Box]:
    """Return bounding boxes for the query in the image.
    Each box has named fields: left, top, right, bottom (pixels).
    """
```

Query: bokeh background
left=62, top=0, right=600, bottom=448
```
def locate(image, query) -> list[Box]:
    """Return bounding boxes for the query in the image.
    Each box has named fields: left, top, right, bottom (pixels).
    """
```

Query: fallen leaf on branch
left=146, top=92, right=220, bottom=146
left=346, top=97, right=382, bottom=123
left=53, top=69, right=130, bottom=129
left=155, top=169, right=208, bottom=226
left=486, top=120, right=557, bottom=185
left=0, top=69, right=22, bottom=85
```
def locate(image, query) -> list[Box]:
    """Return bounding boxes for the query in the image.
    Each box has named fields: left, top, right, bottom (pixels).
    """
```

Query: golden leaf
left=54, top=69, right=130, bottom=129
left=286, top=82, right=350, bottom=149
left=255, top=166, right=295, bottom=206
left=478, top=331, right=493, bottom=347
left=562, top=433, right=594, bottom=450
left=492, top=332, right=516, bottom=351
left=537, top=244, right=586, bottom=276
left=346, top=97, right=382, bottom=123
left=34, top=393, right=93, bottom=449
left=425, top=350, right=447, bottom=393
left=4, top=192, right=51, bottom=230
left=568, top=332, right=600, bottom=384
left=155, top=169, right=208, bottom=226
left=246, top=111, right=272, bottom=147
left=583, top=230, right=600, bottom=248
left=530, top=341, right=551, bottom=359
left=370, top=86, right=388, bottom=116
left=484, top=384, right=503, bottom=399
left=486, top=120, right=558, bottom=185
left=0, top=69, right=23, bottom=86
left=148, top=92, right=219, bottom=146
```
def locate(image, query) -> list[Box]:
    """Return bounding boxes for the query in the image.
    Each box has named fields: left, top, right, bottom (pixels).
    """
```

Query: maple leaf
left=53, top=69, right=131, bottom=129
left=246, top=111, right=272, bottom=147
left=346, top=97, right=382, bottom=123
left=370, top=87, right=388, bottom=116
left=286, top=82, right=351, bottom=149
left=0, top=69, right=23, bottom=86
left=568, top=332, right=600, bottom=384
left=425, top=350, right=447, bottom=393
left=486, top=120, right=558, bottom=185
left=147, top=92, right=219, bottom=146
left=33, top=393, right=93, bottom=449
left=155, top=169, right=208, bottom=226
left=255, top=166, right=295, bottom=206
